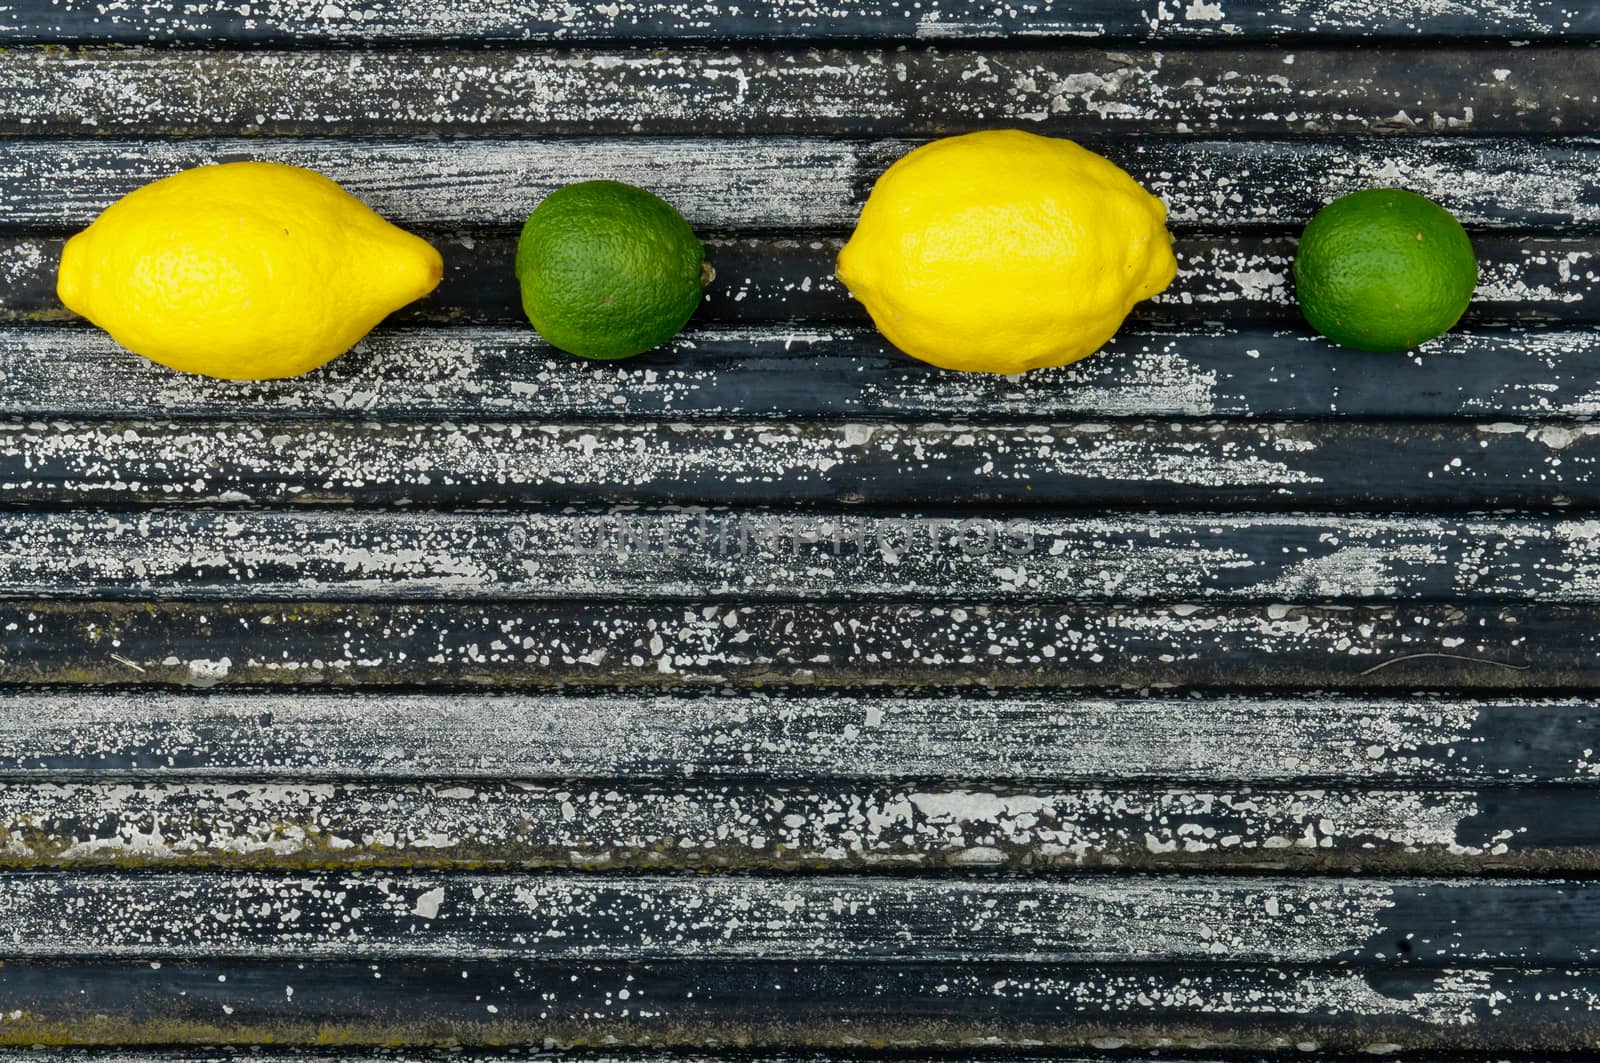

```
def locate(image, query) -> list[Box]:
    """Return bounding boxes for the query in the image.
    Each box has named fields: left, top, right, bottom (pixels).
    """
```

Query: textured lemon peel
left=836, top=130, right=1177, bottom=375
left=57, top=161, right=443, bottom=380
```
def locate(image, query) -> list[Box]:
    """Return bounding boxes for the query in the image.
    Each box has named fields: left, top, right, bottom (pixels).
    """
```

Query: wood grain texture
left=0, top=1057, right=1424, bottom=1063
left=9, top=232, right=1594, bottom=328
left=0, top=418, right=1596, bottom=509
left=683, top=231, right=1600, bottom=328
left=7, top=135, right=1599, bottom=231
left=8, top=1, right=1600, bottom=1059
left=271, top=230, right=1600, bottom=328
left=2, top=0, right=1595, bottom=43
left=2, top=690, right=1597, bottom=784
left=0, top=778, right=1586, bottom=871
left=13, top=959, right=1600, bottom=1051
left=1, top=45, right=1592, bottom=137
left=0, top=600, right=1580, bottom=691
left=1, top=872, right=1596, bottom=965
left=3, top=325, right=1600, bottom=421
left=4, top=510, right=1600, bottom=603
left=0, top=1056, right=1350, bottom=1063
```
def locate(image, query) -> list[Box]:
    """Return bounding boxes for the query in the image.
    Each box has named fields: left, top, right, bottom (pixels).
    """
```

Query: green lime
left=514, top=180, right=712, bottom=360
left=1292, top=188, right=1478, bottom=352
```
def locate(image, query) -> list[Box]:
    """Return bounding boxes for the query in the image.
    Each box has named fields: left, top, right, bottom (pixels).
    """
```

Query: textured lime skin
left=1293, top=188, right=1478, bottom=352
left=514, top=181, right=709, bottom=360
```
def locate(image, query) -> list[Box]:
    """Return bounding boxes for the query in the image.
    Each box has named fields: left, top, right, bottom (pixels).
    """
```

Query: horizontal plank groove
left=10, top=959, right=1600, bottom=1050
left=2, top=689, right=1598, bottom=784
left=1, top=44, right=1594, bottom=137
left=3, top=1, right=1596, bottom=44
left=0, top=1056, right=1230, bottom=1063
left=0, top=778, right=1591, bottom=872
left=5, top=135, right=1599, bottom=232
left=7, top=1056, right=1494, bottom=1063
left=0, top=961, right=1587, bottom=1052
left=7, top=231, right=1593, bottom=329
left=1, top=324, right=1598, bottom=422
left=0, top=600, right=1584, bottom=691
left=312, top=229, right=1600, bottom=329
left=14, top=6, right=1600, bottom=1059
left=2, top=872, right=1597, bottom=965
left=0, top=1056, right=1374, bottom=1063
left=3, top=510, right=1600, bottom=604
left=0, top=1056, right=1326, bottom=1063
left=0, top=418, right=1596, bottom=510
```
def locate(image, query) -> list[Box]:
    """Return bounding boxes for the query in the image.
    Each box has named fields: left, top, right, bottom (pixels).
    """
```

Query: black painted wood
left=3, top=0, right=1598, bottom=44
left=0, top=690, right=1594, bottom=784
left=4, top=510, right=1600, bottom=603
left=5, top=958, right=1600, bottom=1051
left=1, top=44, right=1593, bottom=138
left=9, top=3, right=1600, bottom=1058
left=0, top=778, right=1595, bottom=873
left=0, top=1056, right=1417, bottom=1063
left=6, top=136, right=1599, bottom=232
left=1, top=417, right=1596, bottom=510
left=3, top=324, right=1600, bottom=421
left=3, top=873, right=1597, bottom=965
left=0, top=600, right=1578, bottom=690
left=9, top=232, right=1598, bottom=327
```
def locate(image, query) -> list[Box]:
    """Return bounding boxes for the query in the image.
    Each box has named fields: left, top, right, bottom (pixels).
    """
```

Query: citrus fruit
left=834, top=129, right=1177, bottom=374
left=514, top=180, right=711, bottom=360
left=56, top=161, right=443, bottom=380
left=1293, top=188, right=1478, bottom=352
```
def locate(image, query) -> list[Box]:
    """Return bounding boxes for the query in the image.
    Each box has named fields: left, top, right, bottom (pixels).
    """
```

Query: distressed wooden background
left=2, top=0, right=1600, bottom=1059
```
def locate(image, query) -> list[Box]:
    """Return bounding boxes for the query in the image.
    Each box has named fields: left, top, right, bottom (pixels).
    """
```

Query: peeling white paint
left=1, top=511, right=1595, bottom=602
left=0, top=690, right=1582, bottom=782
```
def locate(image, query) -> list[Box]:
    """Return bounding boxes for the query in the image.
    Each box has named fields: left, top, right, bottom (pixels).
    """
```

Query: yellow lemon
left=835, top=130, right=1177, bottom=374
left=57, top=161, right=443, bottom=380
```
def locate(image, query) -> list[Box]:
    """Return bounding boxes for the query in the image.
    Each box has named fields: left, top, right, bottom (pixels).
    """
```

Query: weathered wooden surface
left=0, top=690, right=1595, bottom=783
left=5, top=510, right=1600, bottom=601
left=0, top=1056, right=1351, bottom=1063
left=6, top=136, right=1600, bottom=230
left=10, top=232, right=1598, bottom=326
left=12, top=959, right=1600, bottom=1051
left=0, top=777, right=1591, bottom=871
left=6, top=325, right=1600, bottom=420
left=2, top=418, right=1598, bottom=509
left=8, top=2, right=1600, bottom=1058
left=0, top=600, right=1578, bottom=690
left=2, top=45, right=1594, bottom=137
left=3, top=0, right=1598, bottom=43
left=6, top=873, right=1600, bottom=962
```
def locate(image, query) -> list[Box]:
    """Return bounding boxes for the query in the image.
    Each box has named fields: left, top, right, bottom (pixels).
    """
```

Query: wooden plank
left=4, top=1056, right=1484, bottom=1063
left=0, top=418, right=1597, bottom=510
left=2, top=690, right=1598, bottom=784
left=0, top=1056, right=1336, bottom=1063
left=2, top=324, right=1598, bottom=421
left=250, top=230, right=1600, bottom=328
left=9, top=15, right=1600, bottom=1063
left=6, top=136, right=1599, bottom=231
left=0, top=600, right=1583, bottom=691
left=2, top=1, right=1596, bottom=44
left=8, top=232, right=1594, bottom=328
left=4, top=510, right=1600, bottom=603
left=1, top=45, right=1593, bottom=138
left=0, top=778, right=1591, bottom=872
left=8, top=958, right=1600, bottom=1050
left=0, top=1056, right=1360, bottom=1063
left=2, top=872, right=1597, bottom=965
left=0, top=1057, right=1373, bottom=1063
